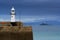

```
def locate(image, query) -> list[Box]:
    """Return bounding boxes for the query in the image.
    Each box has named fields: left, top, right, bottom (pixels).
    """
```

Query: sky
left=0, top=0, right=60, bottom=23
left=1, top=0, right=60, bottom=40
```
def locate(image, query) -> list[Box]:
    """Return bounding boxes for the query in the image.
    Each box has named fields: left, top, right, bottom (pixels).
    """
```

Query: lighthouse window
left=12, top=10, right=14, bottom=12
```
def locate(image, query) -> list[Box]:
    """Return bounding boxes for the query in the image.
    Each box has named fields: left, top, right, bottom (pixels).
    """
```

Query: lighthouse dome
left=11, top=7, right=15, bottom=10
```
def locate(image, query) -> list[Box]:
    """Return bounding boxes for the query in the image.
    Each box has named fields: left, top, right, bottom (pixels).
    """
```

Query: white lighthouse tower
left=11, top=7, right=15, bottom=22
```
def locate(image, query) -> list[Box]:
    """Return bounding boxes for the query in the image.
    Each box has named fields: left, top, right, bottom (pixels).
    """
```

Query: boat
left=40, top=22, right=48, bottom=25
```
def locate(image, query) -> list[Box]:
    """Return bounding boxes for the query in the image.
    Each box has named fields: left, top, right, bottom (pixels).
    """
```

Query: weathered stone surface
left=0, top=22, right=33, bottom=40
left=0, top=32, right=33, bottom=40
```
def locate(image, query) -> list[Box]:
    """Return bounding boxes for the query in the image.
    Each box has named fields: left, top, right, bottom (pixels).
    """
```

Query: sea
left=24, top=23, right=60, bottom=40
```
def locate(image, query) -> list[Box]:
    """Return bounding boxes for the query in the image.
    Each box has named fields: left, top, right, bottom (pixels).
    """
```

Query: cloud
left=24, top=0, right=60, bottom=2
left=0, top=15, right=20, bottom=22
left=0, top=17, right=20, bottom=22
left=23, top=0, right=48, bottom=3
left=20, top=16, right=59, bottom=23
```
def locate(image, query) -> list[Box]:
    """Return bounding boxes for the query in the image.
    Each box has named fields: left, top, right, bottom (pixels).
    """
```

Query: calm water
left=32, top=25, right=60, bottom=40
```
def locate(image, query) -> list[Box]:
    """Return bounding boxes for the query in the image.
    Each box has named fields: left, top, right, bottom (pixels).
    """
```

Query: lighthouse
left=11, top=7, right=15, bottom=22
